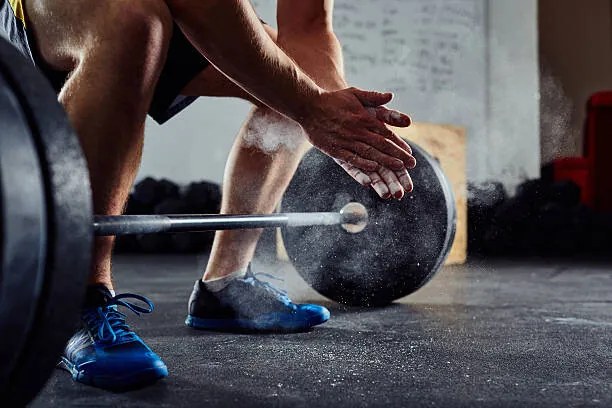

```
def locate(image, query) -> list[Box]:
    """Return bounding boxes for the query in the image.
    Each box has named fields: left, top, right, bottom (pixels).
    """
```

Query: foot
left=58, top=286, right=168, bottom=390
left=186, top=266, right=330, bottom=332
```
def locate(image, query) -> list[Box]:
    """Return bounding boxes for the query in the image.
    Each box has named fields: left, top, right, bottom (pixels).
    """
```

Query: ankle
left=83, top=284, right=115, bottom=308
left=87, top=272, right=113, bottom=292
left=202, top=268, right=247, bottom=292
left=203, top=262, right=250, bottom=281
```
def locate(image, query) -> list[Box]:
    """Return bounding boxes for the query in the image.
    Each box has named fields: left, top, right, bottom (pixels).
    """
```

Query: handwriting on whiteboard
left=334, top=0, right=484, bottom=97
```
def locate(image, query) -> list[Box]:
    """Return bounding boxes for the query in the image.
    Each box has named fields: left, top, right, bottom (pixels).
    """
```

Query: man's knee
left=100, top=0, right=173, bottom=58
left=28, top=0, right=173, bottom=71
left=72, top=0, right=174, bottom=96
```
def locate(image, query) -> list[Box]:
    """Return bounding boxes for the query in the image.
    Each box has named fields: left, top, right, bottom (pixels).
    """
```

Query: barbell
left=93, top=201, right=368, bottom=236
left=0, top=36, right=455, bottom=405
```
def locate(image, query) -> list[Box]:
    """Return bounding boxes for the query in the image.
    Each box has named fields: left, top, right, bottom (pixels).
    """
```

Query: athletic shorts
left=0, top=0, right=211, bottom=124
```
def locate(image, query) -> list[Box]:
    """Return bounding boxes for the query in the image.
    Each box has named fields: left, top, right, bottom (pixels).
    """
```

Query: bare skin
left=25, top=0, right=414, bottom=288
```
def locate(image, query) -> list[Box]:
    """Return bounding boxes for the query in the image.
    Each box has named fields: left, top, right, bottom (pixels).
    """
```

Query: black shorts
left=0, top=1, right=210, bottom=124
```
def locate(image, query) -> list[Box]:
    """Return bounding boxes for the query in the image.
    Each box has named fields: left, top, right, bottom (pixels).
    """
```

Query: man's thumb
left=350, top=88, right=393, bottom=107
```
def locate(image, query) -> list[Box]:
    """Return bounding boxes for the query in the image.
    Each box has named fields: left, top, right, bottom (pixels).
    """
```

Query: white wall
left=140, top=98, right=250, bottom=184
left=138, top=0, right=541, bottom=194
left=487, top=0, right=541, bottom=189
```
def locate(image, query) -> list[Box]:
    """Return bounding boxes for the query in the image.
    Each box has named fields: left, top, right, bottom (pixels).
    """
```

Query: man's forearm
left=278, top=30, right=347, bottom=93
left=169, top=0, right=324, bottom=122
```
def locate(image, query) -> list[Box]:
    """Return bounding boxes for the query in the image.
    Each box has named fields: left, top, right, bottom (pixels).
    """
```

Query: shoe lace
left=83, top=293, right=154, bottom=344
left=242, top=266, right=293, bottom=306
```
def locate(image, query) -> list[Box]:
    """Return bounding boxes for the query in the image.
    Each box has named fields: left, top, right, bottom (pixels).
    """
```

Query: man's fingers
left=335, top=148, right=379, bottom=172
left=353, top=130, right=414, bottom=170
left=350, top=87, right=393, bottom=107
left=368, top=171, right=391, bottom=199
left=334, top=159, right=372, bottom=186
left=334, top=156, right=410, bottom=200
left=362, top=130, right=415, bottom=167
left=395, top=168, right=414, bottom=193
left=363, top=109, right=414, bottom=155
left=379, top=167, right=404, bottom=199
left=374, top=129, right=416, bottom=168
left=385, top=135, right=416, bottom=168
left=346, top=140, right=405, bottom=171
left=368, top=106, right=412, bottom=128
left=361, top=116, right=414, bottom=159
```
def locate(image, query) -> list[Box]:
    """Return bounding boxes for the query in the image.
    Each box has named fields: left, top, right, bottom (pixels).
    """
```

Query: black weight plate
left=0, top=74, right=48, bottom=392
left=427, top=149, right=457, bottom=276
left=0, top=37, right=93, bottom=406
left=281, top=143, right=456, bottom=307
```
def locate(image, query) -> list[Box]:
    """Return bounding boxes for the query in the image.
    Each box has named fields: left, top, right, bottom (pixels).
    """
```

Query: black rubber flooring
left=33, top=256, right=611, bottom=407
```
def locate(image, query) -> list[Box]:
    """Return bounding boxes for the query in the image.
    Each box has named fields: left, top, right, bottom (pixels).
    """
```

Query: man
left=1, top=0, right=415, bottom=390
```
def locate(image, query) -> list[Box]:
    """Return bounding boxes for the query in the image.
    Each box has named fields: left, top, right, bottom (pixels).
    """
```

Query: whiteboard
left=253, top=0, right=487, bottom=150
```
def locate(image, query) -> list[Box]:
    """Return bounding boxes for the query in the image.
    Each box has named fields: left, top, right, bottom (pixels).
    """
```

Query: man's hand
left=299, top=87, right=415, bottom=173
left=335, top=105, right=415, bottom=199
left=336, top=106, right=414, bottom=199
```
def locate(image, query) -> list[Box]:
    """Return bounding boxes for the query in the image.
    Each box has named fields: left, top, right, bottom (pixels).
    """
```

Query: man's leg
left=26, top=0, right=172, bottom=288
left=177, top=28, right=329, bottom=332
left=181, top=27, right=310, bottom=281
left=204, top=108, right=309, bottom=280
left=25, top=0, right=172, bottom=388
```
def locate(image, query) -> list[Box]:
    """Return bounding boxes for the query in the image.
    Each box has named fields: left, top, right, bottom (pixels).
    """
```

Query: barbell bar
left=93, top=202, right=369, bottom=236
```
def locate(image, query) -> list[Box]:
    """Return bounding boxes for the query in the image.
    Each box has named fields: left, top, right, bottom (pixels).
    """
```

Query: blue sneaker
left=185, top=266, right=330, bottom=332
left=58, top=285, right=168, bottom=390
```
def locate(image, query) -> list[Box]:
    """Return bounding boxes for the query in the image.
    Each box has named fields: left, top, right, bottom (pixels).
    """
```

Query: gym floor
left=33, top=255, right=611, bottom=407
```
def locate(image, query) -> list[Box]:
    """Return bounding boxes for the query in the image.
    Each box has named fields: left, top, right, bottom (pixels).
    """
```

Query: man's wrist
left=289, top=86, right=324, bottom=125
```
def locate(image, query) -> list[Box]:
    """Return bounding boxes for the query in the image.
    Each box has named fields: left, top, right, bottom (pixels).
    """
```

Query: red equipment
left=548, top=91, right=612, bottom=212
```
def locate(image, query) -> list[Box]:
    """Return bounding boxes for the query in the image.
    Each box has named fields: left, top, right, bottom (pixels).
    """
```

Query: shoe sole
left=185, top=312, right=329, bottom=333
left=58, top=357, right=168, bottom=391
